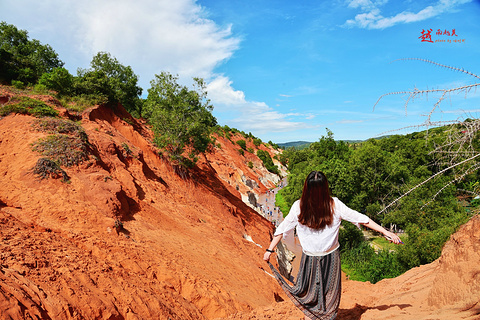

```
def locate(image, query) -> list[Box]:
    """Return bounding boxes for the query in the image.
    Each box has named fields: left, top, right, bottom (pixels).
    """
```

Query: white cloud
left=347, top=0, right=388, bottom=11
left=207, top=75, right=309, bottom=133
left=2, top=0, right=312, bottom=135
left=337, top=119, right=365, bottom=124
left=74, top=0, right=240, bottom=82
left=344, top=0, right=472, bottom=29
left=206, top=75, right=247, bottom=105
left=2, top=0, right=240, bottom=88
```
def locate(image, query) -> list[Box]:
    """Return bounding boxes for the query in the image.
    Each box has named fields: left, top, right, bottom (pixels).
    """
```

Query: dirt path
left=257, top=178, right=303, bottom=277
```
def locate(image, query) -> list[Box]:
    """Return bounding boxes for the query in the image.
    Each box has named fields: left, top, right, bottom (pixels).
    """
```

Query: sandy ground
left=1, top=86, right=480, bottom=320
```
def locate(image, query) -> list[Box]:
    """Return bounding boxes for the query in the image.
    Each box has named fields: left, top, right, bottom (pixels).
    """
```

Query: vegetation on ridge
left=4, top=21, right=479, bottom=286
left=278, top=58, right=480, bottom=282
left=143, top=72, right=217, bottom=169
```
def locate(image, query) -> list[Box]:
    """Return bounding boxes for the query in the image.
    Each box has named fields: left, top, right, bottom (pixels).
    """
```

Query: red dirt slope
left=1, top=87, right=480, bottom=319
left=0, top=87, right=285, bottom=319
left=215, top=211, right=480, bottom=320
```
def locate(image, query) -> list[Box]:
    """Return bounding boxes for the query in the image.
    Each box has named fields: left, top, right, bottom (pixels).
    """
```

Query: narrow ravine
left=257, top=178, right=303, bottom=279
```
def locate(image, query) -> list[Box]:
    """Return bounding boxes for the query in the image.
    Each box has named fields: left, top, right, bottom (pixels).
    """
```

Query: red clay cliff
left=0, top=87, right=479, bottom=319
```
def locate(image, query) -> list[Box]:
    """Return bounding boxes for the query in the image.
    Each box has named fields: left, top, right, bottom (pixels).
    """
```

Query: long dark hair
left=298, top=171, right=334, bottom=229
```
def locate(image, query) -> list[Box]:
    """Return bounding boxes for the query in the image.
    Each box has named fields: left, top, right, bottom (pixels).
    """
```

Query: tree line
left=0, top=21, right=218, bottom=169
left=3, top=22, right=478, bottom=284
left=278, top=127, right=477, bottom=282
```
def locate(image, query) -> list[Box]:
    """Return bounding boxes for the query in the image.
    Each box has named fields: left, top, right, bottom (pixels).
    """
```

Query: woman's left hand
left=384, top=231, right=403, bottom=244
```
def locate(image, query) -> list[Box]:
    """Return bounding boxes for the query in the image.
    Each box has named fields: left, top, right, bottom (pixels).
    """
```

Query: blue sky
left=2, top=0, right=480, bottom=143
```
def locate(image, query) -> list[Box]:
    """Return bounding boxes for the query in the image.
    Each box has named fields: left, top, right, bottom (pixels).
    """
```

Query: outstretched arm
left=263, top=234, right=283, bottom=262
left=361, top=219, right=403, bottom=244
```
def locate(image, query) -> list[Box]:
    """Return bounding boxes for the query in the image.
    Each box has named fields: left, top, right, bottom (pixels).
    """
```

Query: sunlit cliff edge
left=0, top=86, right=479, bottom=320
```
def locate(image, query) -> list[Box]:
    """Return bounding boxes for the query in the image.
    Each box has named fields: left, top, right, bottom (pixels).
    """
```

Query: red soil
left=0, top=87, right=479, bottom=319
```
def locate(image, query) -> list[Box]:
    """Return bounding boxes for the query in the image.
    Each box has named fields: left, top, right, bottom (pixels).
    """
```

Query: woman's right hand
left=263, top=251, right=273, bottom=262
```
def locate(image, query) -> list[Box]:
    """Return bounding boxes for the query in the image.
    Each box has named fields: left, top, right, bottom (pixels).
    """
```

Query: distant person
left=263, top=171, right=402, bottom=320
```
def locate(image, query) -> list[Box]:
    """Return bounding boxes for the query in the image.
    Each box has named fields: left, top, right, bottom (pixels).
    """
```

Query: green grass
left=340, top=260, right=369, bottom=282
left=0, top=96, right=58, bottom=117
left=59, top=94, right=108, bottom=113
left=275, top=191, right=289, bottom=217
left=369, top=235, right=406, bottom=252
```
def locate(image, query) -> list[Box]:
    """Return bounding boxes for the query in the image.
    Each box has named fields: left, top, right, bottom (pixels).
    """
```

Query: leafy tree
left=374, top=59, right=480, bottom=212
left=338, top=221, right=364, bottom=250
left=236, top=139, right=247, bottom=150
left=279, top=124, right=476, bottom=282
left=347, top=139, right=389, bottom=213
left=74, top=69, right=112, bottom=103
left=257, top=149, right=279, bottom=175
left=143, top=72, right=217, bottom=168
left=38, top=67, right=74, bottom=96
left=0, top=21, right=63, bottom=84
left=75, top=52, right=143, bottom=116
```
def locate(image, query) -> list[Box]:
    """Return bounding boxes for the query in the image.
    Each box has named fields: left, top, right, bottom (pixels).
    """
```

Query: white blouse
left=274, top=198, right=370, bottom=255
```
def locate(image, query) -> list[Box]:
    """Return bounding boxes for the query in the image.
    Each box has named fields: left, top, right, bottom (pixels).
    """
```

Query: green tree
left=38, top=67, right=74, bottom=96
left=257, top=149, right=279, bottom=175
left=143, top=72, right=217, bottom=168
left=277, top=126, right=473, bottom=283
left=75, top=52, right=143, bottom=116
left=0, top=21, right=63, bottom=84
left=236, top=139, right=246, bottom=150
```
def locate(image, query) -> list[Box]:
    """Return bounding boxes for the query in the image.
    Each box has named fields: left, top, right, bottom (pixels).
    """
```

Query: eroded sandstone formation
left=1, top=86, right=479, bottom=319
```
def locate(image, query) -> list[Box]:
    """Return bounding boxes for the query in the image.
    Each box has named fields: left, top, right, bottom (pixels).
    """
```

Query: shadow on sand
left=338, top=303, right=412, bottom=320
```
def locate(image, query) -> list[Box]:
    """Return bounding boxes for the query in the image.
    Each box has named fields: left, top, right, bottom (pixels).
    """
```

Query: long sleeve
left=334, top=198, right=369, bottom=224
left=273, top=200, right=300, bottom=238
left=275, top=197, right=370, bottom=254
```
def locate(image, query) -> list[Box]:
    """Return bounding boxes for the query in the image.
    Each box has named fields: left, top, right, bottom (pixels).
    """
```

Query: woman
left=264, top=171, right=402, bottom=320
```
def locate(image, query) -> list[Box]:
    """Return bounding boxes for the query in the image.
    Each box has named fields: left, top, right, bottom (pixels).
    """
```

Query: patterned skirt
left=268, top=249, right=341, bottom=320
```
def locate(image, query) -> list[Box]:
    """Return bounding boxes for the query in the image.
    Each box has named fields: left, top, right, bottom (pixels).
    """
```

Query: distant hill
left=277, top=141, right=312, bottom=149
left=278, top=139, right=363, bottom=149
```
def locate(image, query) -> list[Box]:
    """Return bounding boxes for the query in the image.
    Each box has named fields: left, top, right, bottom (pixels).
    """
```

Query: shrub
left=38, top=67, right=74, bottom=96
left=257, top=149, right=279, bottom=174
left=253, top=138, right=262, bottom=147
left=33, top=83, right=49, bottom=94
left=32, top=118, right=87, bottom=141
left=236, top=139, right=247, bottom=150
left=0, top=103, right=28, bottom=116
left=30, top=104, right=59, bottom=117
left=32, top=134, right=88, bottom=167
left=0, top=96, right=58, bottom=117
left=32, top=157, right=69, bottom=182
left=11, top=80, right=25, bottom=89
